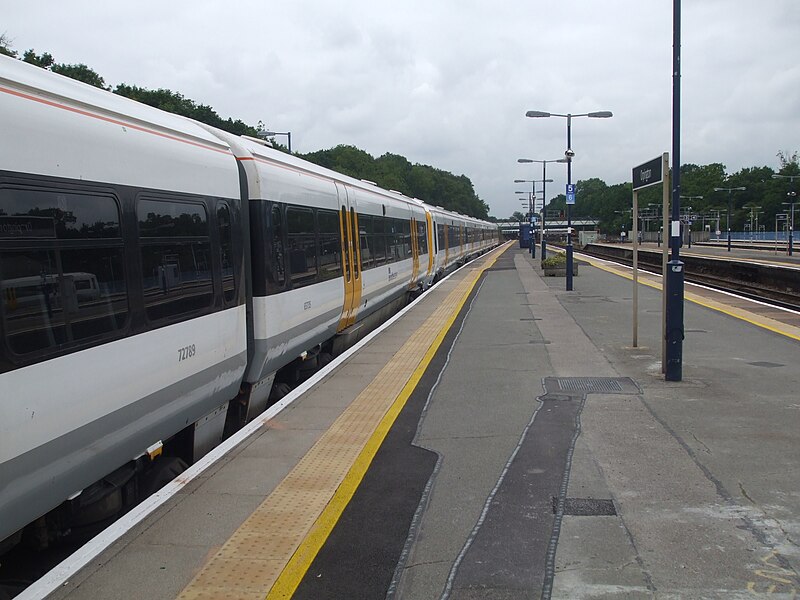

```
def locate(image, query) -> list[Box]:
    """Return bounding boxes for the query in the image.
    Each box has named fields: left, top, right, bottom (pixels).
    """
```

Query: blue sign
left=566, top=183, right=576, bottom=205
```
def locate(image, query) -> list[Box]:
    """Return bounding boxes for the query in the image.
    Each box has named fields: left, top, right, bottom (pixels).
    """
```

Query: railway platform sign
left=632, top=156, right=663, bottom=191
left=566, top=184, right=576, bottom=205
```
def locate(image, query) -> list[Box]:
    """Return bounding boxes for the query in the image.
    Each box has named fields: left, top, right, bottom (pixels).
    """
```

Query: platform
left=31, top=242, right=800, bottom=600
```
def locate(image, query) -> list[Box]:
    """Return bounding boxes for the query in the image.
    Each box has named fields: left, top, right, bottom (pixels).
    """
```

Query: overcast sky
left=3, top=1, right=799, bottom=219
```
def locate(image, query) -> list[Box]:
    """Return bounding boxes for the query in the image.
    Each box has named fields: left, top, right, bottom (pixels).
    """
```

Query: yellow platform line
left=177, top=244, right=509, bottom=600
left=578, top=252, right=800, bottom=342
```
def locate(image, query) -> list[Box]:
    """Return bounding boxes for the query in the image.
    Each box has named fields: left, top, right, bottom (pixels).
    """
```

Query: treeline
left=541, top=155, right=799, bottom=234
left=301, top=146, right=489, bottom=219
left=0, top=37, right=489, bottom=219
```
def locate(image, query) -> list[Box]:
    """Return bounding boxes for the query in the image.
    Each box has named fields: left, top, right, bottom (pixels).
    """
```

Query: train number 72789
left=178, top=344, right=196, bottom=362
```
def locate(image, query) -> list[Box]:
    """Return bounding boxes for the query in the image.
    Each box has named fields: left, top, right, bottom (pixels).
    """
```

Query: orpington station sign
left=632, top=156, right=663, bottom=191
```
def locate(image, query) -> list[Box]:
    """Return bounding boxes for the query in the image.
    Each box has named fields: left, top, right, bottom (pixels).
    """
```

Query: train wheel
left=140, top=456, right=188, bottom=498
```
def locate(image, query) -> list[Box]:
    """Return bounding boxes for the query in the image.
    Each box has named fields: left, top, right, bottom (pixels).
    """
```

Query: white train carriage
left=0, top=54, right=500, bottom=553
left=0, top=56, right=248, bottom=547
left=207, top=132, right=434, bottom=418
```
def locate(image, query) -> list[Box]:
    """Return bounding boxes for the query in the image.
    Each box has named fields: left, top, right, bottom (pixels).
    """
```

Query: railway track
left=574, top=244, right=800, bottom=311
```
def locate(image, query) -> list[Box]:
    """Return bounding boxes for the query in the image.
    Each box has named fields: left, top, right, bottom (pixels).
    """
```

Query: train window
left=0, top=188, right=127, bottom=363
left=318, top=209, right=341, bottom=280
left=138, top=199, right=213, bottom=321
left=217, top=202, right=236, bottom=304
left=358, top=214, right=374, bottom=270
left=448, top=224, right=458, bottom=248
left=417, top=220, right=428, bottom=255
left=286, top=206, right=317, bottom=287
left=437, top=223, right=445, bottom=251
left=371, top=215, right=387, bottom=266
left=402, top=219, right=412, bottom=258
left=0, top=187, right=120, bottom=239
left=270, top=203, right=286, bottom=291
left=387, top=218, right=402, bottom=263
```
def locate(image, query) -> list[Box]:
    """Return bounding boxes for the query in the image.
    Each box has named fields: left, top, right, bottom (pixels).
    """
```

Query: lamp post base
left=566, top=244, right=574, bottom=291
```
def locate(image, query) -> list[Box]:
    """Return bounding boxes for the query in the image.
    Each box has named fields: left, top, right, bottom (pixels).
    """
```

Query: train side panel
left=0, top=57, right=247, bottom=543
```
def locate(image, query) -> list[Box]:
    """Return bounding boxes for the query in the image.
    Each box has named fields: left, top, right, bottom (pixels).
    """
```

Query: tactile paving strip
left=178, top=246, right=508, bottom=600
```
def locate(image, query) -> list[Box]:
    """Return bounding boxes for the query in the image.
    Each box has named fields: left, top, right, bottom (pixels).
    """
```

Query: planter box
left=542, top=263, right=578, bottom=277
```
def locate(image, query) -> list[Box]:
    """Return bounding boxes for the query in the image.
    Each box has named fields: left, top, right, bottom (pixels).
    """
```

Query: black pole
left=541, top=162, right=547, bottom=260
left=530, top=190, right=535, bottom=258
left=727, top=192, right=732, bottom=252
left=665, top=0, right=684, bottom=382
left=566, top=115, right=574, bottom=291
left=789, top=191, right=796, bottom=256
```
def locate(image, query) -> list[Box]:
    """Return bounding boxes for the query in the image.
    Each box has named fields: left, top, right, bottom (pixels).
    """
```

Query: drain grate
left=543, top=377, right=639, bottom=395
left=553, top=497, right=617, bottom=516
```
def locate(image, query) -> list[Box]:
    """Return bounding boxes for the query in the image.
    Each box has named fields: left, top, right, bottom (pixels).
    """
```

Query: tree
left=0, top=33, right=16, bottom=57
left=511, top=211, right=525, bottom=222
left=22, top=49, right=54, bottom=68
left=113, top=84, right=259, bottom=136
left=51, top=63, right=106, bottom=88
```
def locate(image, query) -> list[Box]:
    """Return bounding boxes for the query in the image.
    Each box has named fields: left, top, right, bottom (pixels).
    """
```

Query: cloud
left=3, top=0, right=798, bottom=219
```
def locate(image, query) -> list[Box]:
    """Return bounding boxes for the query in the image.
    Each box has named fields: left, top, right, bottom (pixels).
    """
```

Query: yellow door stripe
left=337, top=206, right=353, bottom=332
left=426, top=212, right=434, bottom=277
left=176, top=242, right=511, bottom=600
left=347, top=208, right=362, bottom=328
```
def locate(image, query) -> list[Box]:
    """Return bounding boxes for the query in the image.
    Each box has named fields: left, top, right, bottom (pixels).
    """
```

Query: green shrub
left=541, top=254, right=567, bottom=268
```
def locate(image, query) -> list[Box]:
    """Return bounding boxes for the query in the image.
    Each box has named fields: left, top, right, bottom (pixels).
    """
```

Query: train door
left=409, top=216, right=419, bottom=289
left=336, top=183, right=362, bottom=331
left=425, top=212, right=434, bottom=278
left=444, top=223, right=449, bottom=267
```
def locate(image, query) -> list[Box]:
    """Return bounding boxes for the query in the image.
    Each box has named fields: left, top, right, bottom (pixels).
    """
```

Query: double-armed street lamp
left=525, top=110, right=613, bottom=290
left=773, top=174, right=799, bottom=255
left=713, top=186, right=746, bottom=252
left=517, top=158, right=568, bottom=260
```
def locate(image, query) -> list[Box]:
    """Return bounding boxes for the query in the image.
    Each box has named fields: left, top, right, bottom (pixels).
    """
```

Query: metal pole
left=661, top=153, right=669, bottom=374
left=789, top=193, right=796, bottom=256
left=727, top=191, right=732, bottom=252
left=530, top=186, right=536, bottom=258
left=665, top=0, right=684, bottom=382
left=287, top=132, right=292, bottom=154
left=566, top=114, right=574, bottom=291
left=541, top=162, right=548, bottom=260
left=632, top=189, right=639, bottom=348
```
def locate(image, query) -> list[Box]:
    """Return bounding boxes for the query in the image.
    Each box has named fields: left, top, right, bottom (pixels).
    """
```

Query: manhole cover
left=553, top=497, right=617, bottom=516
left=543, top=377, right=639, bottom=395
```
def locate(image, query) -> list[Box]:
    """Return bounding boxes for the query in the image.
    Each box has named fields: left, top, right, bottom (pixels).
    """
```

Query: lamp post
left=515, top=178, right=554, bottom=258
left=258, top=130, right=292, bottom=153
left=515, top=190, right=534, bottom=254
left=679, top=195, right=702, bottom=248
left=518, top=158, right=568, bottom=260
left=526, top=110, right=613, bottom=290
left=773, top=174, right=799, bottom=255
left=713, top=187, right=746, bottom=251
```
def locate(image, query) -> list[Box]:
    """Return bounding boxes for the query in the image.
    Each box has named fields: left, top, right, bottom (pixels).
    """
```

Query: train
left=0, top=55, right=500, bottom=553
